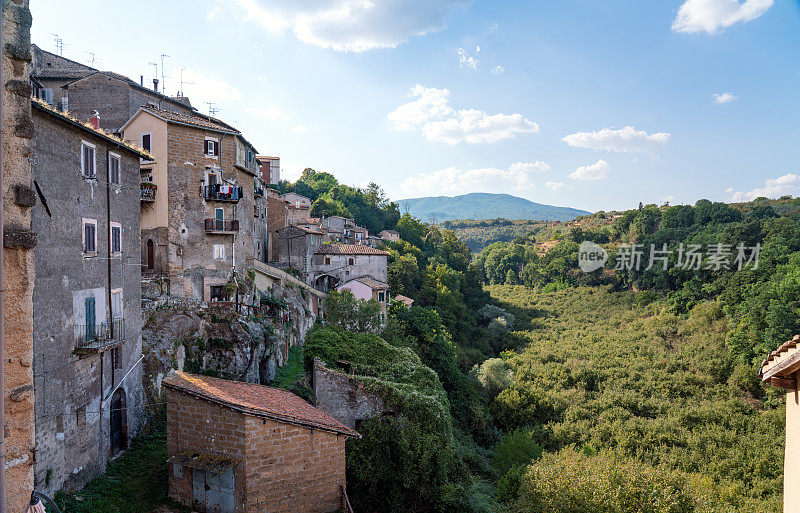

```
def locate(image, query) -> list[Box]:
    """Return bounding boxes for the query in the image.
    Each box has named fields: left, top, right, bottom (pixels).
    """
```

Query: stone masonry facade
left=2, top=0, right=36, bottom=509
left=30, top=104, right=146, bottom=495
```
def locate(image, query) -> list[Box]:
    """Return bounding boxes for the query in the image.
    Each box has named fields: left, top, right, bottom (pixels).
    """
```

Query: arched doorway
left=146, top=239, right=154, bottom=270
left=314, top=274, right=339, bottom=292
left=110, top=388, right=128, bottom=456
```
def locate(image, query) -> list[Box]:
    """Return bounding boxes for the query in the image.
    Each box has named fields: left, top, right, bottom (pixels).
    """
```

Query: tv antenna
left=87, top=51, right=96, bottom=67
left=52, top=34, right=63, bottom=55
left=178, top=67, right=194, bottom=97
left=205, top=102, right=220, bottom=116
left=148, top=61, right=158, bottom=80
left=160, top=53, right=170, bottom=92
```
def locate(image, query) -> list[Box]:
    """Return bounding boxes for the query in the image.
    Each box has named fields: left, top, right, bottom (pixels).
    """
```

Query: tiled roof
left=394, top=294, right=414, bottom=306
left=32, top=99, right=151, bottom=159
left=761, top=334, right=800, bottom=369
left=355, top=277, right=388, bottom=290
left=163, top=371, right=359, bottom=437
left=142, top=105, right=239, bottom=133
left=315, top=244, right=390, bottom=256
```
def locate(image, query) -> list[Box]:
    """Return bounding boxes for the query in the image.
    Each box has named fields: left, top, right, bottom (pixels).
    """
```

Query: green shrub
left=492, top=428, right=543, bottom=477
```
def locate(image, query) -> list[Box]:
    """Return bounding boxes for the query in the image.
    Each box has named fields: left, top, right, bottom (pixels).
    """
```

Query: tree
left=322, top=291, right=382, bottom=333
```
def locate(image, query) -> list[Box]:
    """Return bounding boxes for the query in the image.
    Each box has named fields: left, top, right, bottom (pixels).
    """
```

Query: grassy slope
left=488, top=284, right=784, bottom=511
left=54, top=416, right=185, bottom=513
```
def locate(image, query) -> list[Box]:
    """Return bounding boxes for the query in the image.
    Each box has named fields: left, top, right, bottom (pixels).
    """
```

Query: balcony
left=75, top=318, right=125, bottom=354
left=202, top=184, right=243, bottom=203
left=205, top=219, right=239, bottom=234
left=254, top=186, right=265, bottom=198
left=140, top=182, right=156, bottom=202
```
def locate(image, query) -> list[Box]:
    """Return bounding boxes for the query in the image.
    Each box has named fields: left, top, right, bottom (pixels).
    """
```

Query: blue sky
left=31, top=0, right=800, bottom=212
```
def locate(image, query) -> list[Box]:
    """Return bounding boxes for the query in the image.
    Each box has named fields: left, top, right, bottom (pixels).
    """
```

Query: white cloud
left=457, top=46, right=479, bottom=70
left=491, top=65, right=504, bottom=74
left=178, top=67, right=243, bottom=106
left=713, top=92, right=737, bottom=104
left=291, top=125, right=310, bottom=133
left=570, top=160, right=610, bottom=181
left=672, top=0, right=773, bottom=34
left=401, top=164, right=538, bottom=196
left=510, top=161, right=550, bottom=173
left=546, top=181, right=564, bottom=191
left=246, top=104, right=289, bottom=121
left=562, top=126, right=670, bottom=154
left=388, top=84, right=539, bottom=144
left=729, top=173, right=800, bottom=201
left=207, top=2, right=222, bottom=20
left=235, top=0, right=470, bottom=52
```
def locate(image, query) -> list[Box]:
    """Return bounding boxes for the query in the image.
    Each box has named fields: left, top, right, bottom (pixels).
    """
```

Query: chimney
left=140, top=75, right=144, bottom=86
left=153, top=78, right=159, bottom=93
left=88, top=110, right=100, bottom=129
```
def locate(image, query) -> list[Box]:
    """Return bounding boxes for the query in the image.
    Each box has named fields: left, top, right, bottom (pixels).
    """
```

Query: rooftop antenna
left=205, top=102, right=220, bottom=116
left=148, top=61, right=158, bottom=81
left=52, top=34, right=63, bottom=55
left=178, top=67, right=194, bottom=97
left=160, top=53, right=170, bottom=92
left=87, top=51, right=96, bottom=67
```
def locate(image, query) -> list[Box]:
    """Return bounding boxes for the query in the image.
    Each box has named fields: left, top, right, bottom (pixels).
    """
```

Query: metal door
left=193, top=468, right=235, bottom=513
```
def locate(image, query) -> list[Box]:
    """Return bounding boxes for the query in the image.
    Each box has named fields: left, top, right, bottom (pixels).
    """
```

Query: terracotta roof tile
left=761, top=334, right=800, bottom=368
left=315, top=244, right=390, bottom=256
left=163, top=371, right=359, bottom=437
left=355, top=277, right=388, bottom=290
left=142, top=105, right=239, bottom=133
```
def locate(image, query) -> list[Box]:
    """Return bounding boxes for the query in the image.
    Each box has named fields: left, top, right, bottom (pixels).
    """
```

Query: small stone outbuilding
left=760, top=334, right=800, bottom=513
left=164, top=371, right=360, bottom=513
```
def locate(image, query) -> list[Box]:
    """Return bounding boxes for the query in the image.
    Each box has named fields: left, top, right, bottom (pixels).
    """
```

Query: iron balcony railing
left=140, top=183, right=156, bottom=202
left=254, top=186, right=265, bottom=198
left=202, top=184, right=243, bottom=202
left=75, top=318, right=125, bottom=352
left=205, top=219, right=240, bottom=233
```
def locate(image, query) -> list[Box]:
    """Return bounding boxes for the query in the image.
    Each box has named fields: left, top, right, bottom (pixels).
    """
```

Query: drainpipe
left=1, top=0, right=7, bottom=509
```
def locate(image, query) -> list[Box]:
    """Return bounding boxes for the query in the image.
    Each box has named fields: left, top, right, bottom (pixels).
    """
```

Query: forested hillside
left=274, top=171, right=792, bottom=512
left=398, top=193, right=590, bottom=223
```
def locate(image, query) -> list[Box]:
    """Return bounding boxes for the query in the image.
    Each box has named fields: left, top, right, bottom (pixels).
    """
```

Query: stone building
left=121, top=106, right=260, bottom=301
left=253, top=176, right=267, bottom=263
left=2, top=0, right=37, bottom=508
left=30, top=44, right=196, bottom=132
left=30, top=100, right=148, bottom=495
left=322, top=215, right=355, bottom=243
left=257, top=154, right=280, bottom=184
left=311, top=245, right=389, bottom=292
left=379, top=229, right=399, bottom=243
left=164, top=371, right=359, bottom=513
left=265, top=187, right=287, bottom=262
left=275, top=224, right=324, bottom=272
left=281, top=192, right=312, bottom=222
left=760, top=334, right=800, bottom=513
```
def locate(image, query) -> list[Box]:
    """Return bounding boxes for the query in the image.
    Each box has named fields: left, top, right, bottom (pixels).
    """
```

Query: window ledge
left=83, top=251, right=98, bottom=258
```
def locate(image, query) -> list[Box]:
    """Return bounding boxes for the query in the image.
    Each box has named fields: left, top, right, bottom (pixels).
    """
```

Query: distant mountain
left=396, top=193, right=591, bottom=222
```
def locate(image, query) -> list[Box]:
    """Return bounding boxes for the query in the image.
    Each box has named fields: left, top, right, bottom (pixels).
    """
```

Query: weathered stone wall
left=164, top=123, right=256, bottom=300
left=63, top=73, right=131, bottom=131
left=30, top=107, right=146, bottom=495
left=2, top=1, right=36, bottom=508
left=165, top=388, right=249, bottom=511
left=312, top=358, right=385, bottom=430
left=276, top=226, right=318, bottom=273
left=311, top=253, right=388, bottom=285
left=265, top=190, right=286, bottom=261
left=244, top=414, right=345, bottom=513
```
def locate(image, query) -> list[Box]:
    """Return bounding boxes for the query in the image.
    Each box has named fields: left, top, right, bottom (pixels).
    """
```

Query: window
left=82, top=218, right=97, bottom=254
left=81, top=141, right=96, bottom=178
left=109, top=153, right=121, bottom=185
left=348, top=257, right=355, bottom=266
left=141, top=133, right=151, bottom=152
left=41, top=88, right=53, bottom=104
left=213, top=244, right=226, bottom=260
left=204, top=138, right=219, bottom=157
left=325, top=256, right=331, bottom=265
left=111, top=289, right=123, bottom=319
left=110, top=223, right=122, bottom=254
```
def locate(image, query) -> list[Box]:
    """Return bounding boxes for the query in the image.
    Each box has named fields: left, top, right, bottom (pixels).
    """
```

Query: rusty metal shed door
left=193, top=468, right=235, bottom=513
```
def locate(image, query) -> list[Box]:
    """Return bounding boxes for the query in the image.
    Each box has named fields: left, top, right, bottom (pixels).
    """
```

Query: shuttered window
left=83, top=219, right=97, bottom=253
left=81, top=142, right=96, bottom=178
left=110, top=223, right=122, bottom=253
left=109, top=153, right=121, bottom=185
